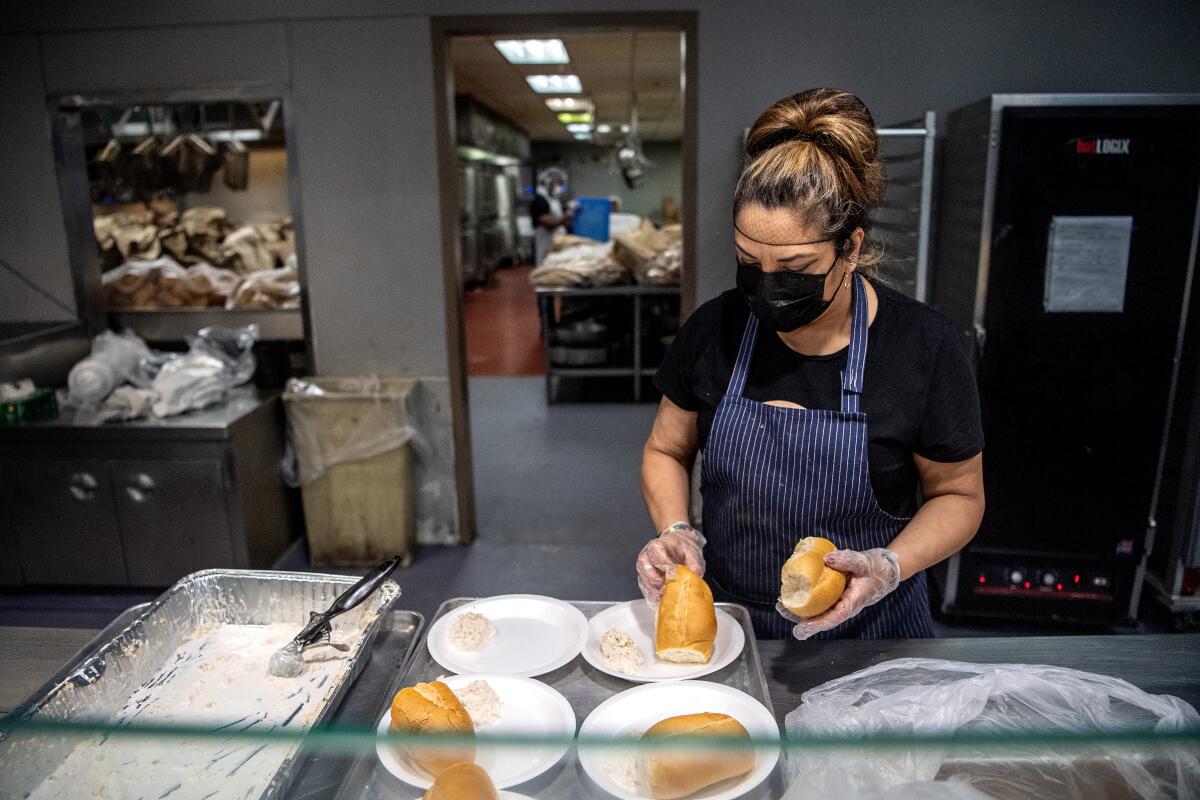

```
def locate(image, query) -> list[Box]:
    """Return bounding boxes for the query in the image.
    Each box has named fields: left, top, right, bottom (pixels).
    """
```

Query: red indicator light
left=978, top=575, right=986, bottom=584
left=1056, top=583, right=1063, bottom=591
left=1024, top=581, right=1031, bottom=589
left=1074, top=575, right=1081, bottom=584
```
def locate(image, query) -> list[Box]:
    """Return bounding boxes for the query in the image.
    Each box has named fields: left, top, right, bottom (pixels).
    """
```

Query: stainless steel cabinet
left=113, top=460, right=236, bottom=586
left=0, top=389, right=294, bottom=587
left=5, top=458, right=130, bottom=585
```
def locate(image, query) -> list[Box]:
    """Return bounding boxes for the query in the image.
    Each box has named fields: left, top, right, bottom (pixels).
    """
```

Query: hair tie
left=750, top=128, right=825, bottom=156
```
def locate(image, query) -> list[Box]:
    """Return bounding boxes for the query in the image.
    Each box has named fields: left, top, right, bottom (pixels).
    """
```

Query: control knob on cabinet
left=1009, top=570, right=1024, bottom=585
left=1042, top=572, right=1056, bottom=586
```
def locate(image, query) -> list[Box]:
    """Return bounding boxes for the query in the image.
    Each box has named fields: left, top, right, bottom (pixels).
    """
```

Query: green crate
left=0, top=388, right=58, bottom=425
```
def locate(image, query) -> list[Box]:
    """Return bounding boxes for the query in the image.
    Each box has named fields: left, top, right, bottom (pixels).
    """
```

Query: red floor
left=464, top=265, right=545, bottom=376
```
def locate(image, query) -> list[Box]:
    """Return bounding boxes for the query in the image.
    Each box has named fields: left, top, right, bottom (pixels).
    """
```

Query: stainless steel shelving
left=535, top=284, right=680, bottom=403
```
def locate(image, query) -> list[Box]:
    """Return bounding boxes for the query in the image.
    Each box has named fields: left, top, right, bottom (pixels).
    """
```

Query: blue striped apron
left=700, top=275, right=935, bottom=639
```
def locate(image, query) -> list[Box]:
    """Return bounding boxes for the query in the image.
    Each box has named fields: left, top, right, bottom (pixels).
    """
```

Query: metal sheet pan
left=334, top=598, right=786, bottom=800
left=0, top=569, right=401, bottom=800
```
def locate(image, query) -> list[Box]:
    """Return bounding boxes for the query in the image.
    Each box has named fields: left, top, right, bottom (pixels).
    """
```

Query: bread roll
left=655, top=564, right=717, bottom=664
left=779, top=537, right=846, bottom=618
left=389, top=680, right=475, bottom=777
left=644, top=712, right=755, bottom=799
left=422, top=763, right=498, bottom=800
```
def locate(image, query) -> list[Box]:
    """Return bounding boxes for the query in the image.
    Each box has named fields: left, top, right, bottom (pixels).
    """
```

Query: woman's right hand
left=636, top=523, right=707, bottom=606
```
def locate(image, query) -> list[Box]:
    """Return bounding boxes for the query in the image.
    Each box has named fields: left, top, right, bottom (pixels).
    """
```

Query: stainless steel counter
left=0, top=386, right=270, bottom=441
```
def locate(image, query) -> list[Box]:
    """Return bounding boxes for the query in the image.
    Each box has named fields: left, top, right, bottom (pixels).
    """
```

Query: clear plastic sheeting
left=783, top=658, right=1200, bottom=800
left=150, top=325, right=258, bottom=418
left=66, top=329, right=154, bottom=407
left=282, top=377, right=416, bottom=487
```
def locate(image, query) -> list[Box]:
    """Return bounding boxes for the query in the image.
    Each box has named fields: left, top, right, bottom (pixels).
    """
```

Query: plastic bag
left=226, top=257, right=300, bottom=309
left=281, top=376, right=415, bottom=486
left=66, top=330, right=154, bottom=407
left=783, top=658, right=1200, bottom=800
left=150, top=325, right=257, bottom=418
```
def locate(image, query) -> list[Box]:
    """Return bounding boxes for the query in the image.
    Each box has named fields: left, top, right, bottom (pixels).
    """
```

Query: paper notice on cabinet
left=1043, top=215, right=1133, bottom=313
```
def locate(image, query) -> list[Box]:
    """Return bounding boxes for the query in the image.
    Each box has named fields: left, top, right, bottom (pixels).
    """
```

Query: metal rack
left=535, top=284, right=680, bottom=403
left=49, top=86, right=308, bottom=343
left=874, top=112, right=938, bottom=302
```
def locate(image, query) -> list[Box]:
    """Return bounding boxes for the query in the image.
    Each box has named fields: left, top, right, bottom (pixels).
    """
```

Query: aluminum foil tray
left=0, top=568, right=401, bottom=800
left=333, top=598, right=786, bottom=800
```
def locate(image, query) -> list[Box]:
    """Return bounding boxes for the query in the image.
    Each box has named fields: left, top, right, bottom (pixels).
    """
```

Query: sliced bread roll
left=655, top=564, right=717, bottom=664
left=644, top=712, right=755, bottom=799
left=422, top=762, right=498, bottom=800
left=779, top=536, right=846, bottom=618
left=389, top=680, right=475, bottom=777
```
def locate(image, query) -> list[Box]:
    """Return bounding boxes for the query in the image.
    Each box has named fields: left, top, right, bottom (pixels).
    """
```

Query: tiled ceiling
left=451, top=31, right=683, bottom=143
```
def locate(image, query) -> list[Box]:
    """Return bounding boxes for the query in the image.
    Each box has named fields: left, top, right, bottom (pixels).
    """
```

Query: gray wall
left=3, top=0, right=1199, bottom=541
left=532, top=141, right=682, bottom=224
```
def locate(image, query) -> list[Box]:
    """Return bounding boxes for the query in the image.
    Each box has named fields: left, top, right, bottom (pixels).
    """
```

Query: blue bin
left=571, top=196, right=612, bottom=242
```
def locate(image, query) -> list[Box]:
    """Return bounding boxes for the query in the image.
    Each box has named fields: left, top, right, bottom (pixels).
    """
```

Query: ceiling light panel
left=573, top=132, right=592, bottom=141
left=526, top=74, right=582, bottom=94
left=545, top=97, right=588, bottom=112
left=494, top=39, right=569, bottom=65
left=566, top=123, right=592, bottom=133
left=557, top=112, right=593, bottom=124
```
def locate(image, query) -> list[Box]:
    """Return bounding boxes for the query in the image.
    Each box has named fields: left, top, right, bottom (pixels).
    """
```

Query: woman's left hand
left=776, top=548, right=901, bottom=640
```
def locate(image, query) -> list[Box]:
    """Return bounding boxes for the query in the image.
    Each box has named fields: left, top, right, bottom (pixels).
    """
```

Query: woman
left=636, top=88, right=985, bottom=639
left=530, top=167, right=573, bottom=266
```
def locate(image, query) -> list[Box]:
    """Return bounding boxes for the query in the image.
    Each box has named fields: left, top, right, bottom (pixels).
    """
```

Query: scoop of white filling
left=448, top=611, right=496, bottom=652
left=600, top=628, right=645, bottom=674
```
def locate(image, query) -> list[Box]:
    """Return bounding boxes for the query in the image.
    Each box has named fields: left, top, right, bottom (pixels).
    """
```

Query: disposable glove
left=636, top=523, right=707, bottom=606
left=776, top=548, right=901, bottom=640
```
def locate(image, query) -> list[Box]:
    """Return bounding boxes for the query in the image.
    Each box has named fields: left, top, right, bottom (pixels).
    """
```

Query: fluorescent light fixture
left=494, top=39, right=569, bottom=65
left=526, top=74, right=582, bottom=94
left=545, top=97, right=588, bottom=112
left=573, top=132, right=592, bottom=141
left=620, top=124, right=631, bottom=133
left=557, top=112, right=593, bottom=124
left=566, top=123, right=592, bottom=133
left=595, top=123, right=612, bottom=134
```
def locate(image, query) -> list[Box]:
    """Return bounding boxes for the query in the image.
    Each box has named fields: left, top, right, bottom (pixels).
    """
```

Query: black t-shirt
left=654, top=280, right=984, bottom=517
left=529, top=195, right=551, bottom=225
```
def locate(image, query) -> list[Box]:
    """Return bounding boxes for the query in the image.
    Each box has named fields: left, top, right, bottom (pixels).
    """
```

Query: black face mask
left=736, top=258, right=846, bottom=332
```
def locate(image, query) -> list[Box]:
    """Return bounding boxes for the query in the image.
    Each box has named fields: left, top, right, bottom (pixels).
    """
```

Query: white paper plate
left=377, top=674, right=576, bottom=790
left=581, top=600, right=745, bottom=683
left=578, top=681, right=780, bottom=800
left=427, top=595, right=589, bottom=677
left=407, top=794, right=531, bottom=800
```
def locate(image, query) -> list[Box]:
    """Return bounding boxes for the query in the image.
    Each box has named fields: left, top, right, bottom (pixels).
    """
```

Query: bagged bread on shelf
left=613, top=221, right=683, bottom=286
left=226, top=257, right=300, bottom=309
left=184, top=262, right=242, bottom=306
left=529, top=242, right=629, bottom=288
left=220, top=224, right=280, bottom=273
left=102, top=256, right=196, bottom=309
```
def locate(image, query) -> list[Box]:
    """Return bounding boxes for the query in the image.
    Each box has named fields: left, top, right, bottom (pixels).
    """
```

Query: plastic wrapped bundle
left=66, top=330, right=153, bottom=407
left=783, top=658, right=1200, bottom=800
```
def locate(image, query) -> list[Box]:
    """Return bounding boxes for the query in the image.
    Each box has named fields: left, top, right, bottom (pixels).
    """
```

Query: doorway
left=432, top=13, right=698, bottom=543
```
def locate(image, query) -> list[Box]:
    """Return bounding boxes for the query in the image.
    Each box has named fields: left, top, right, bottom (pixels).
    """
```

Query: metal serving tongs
left=268, top=556, right=403, bottom=678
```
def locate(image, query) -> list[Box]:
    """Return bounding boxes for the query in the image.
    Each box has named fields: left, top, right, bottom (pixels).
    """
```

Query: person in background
left=530, top=167, right=573, bottom=265
left=636, top=88, right=986, bottom=640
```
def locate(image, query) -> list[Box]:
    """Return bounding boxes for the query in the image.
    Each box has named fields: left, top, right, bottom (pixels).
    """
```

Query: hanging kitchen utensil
left=222, top=103, right=250, bottom=191
left=185, top=104, right=222, bottom=193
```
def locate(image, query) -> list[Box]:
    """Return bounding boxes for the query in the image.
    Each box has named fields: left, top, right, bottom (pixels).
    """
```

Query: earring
left=843, top=275, right=851, bottom=288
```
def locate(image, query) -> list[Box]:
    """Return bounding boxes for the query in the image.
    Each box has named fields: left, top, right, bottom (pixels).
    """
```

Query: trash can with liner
left=283, top=377, right=416, bottom=566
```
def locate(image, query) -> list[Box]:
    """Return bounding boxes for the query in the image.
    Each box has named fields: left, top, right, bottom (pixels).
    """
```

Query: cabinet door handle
left=68, top=471, right=98, bottom=501
left=125, top=472, right=155, bottom=503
